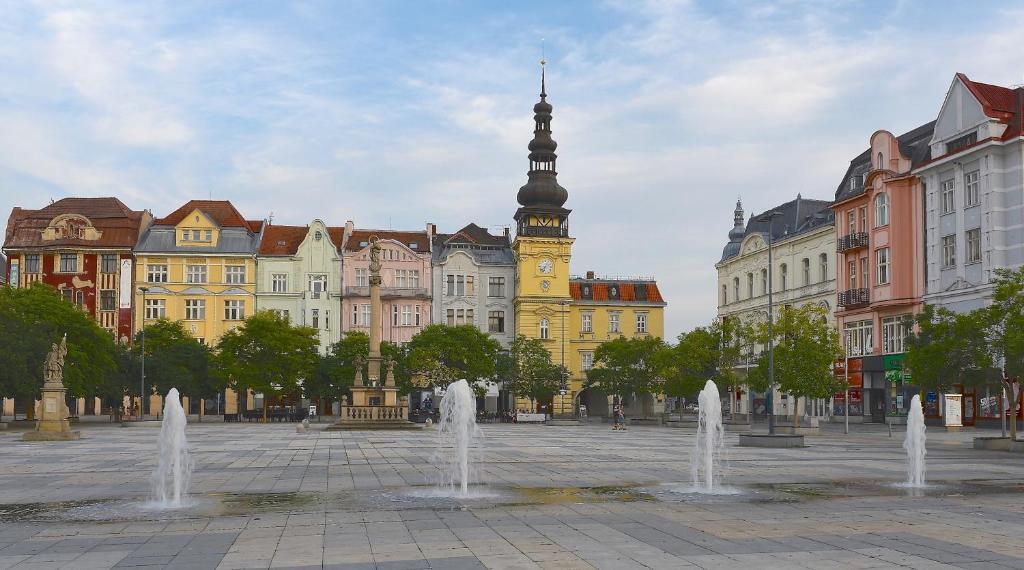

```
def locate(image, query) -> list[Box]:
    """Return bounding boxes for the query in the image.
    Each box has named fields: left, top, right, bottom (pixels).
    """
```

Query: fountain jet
left=904, top=394, right=927, bottom=487
left=436, top=379, right=479, bottom=495
left=692, top=380, right=724, bottom=492
left=151, top=388, right=193, bottom=508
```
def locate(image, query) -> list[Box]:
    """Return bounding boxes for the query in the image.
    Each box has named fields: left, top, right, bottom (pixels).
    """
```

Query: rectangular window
left=847, top=211, right=856, bottom=235
left=59, top=253, right=77, bottom=273
left=309, top=274, right=327, bottom=293
left=848, top=260, right=856, bottom=289
left=964, top=170, right=980, bottom=207
left=488, top=276, right=506, bottom=297
left=100, top=254, right=118, bottom=274
left=466, top=308, right=474, bottom=325
left=860, top=258, right=868, bottom=289
left=402, top=305, right=412, bottom=326
left=859, top=207, right=867, bottom=232
left=186, top=264, right=207, bottom=284
left=582, top=312, right=593, bottom=333
left=352, top=304, right=358, bottom=326
left=191, top=230, right=201, bottom=241
left=488, top=310, right=505, bottom=333
left=636, top=313, right=647, bottom=333
left=844, top=320, right=874, bottom=356
left=966, top=228, right=981, bottom=264
left=415, top=305, right=421, bottom=326
left=876, top=248, right=890, bottom=285
left=466, top=275, right=475, bottom=296
left=882, top=315, right=910, bottom=355
left=941, top=179, right=955, bottom=214
left=455, top=308, right=466, bottom=326
left=147, top=264, right=168, bottom=283
left=275, top=309, right=290, bottom=322
left=272, top=274, right=288, bottom=293
left=580, top=352, right=594, bottom=372
left=325, top=310, right=330, bottom=330
left=312, top=309, right=319, bottom=329
left=392, top=305, right=399, bottom=326
left=61, top=288, right=74, bottom=303
left=144, top=298, right=166, bottom=319
left=456, top=275, right=465, bottom=296
left=355, top=269, right=368, bottom=287
left=395, top=269, right=406, bottom=288
left=24, top=254, right=41, bottom=274
left=609, top=313, right=620, bottom=333
left=225, top=265, right=246, bottom=284
left=802, top=259, right=810, bottom=286
left=747, top=273, right=754, bottom=297
left=942, top=235, right=956, bottom=268
left=446, top=274, right=455, bottom=296
left=184, top=299, right=205, bottom=320
left=205, top=230, right=212, bottom=242
left=361, top=305, right=370, bottom=327
left=540, top=319, right=549, bottom=339
left=181, top=230, right=188, bottom=241
left=447, top=308, right=455, bottom=326
left=224, top=300, right=245, bottom=320
left=99, top=290, right=116, bottom=311
left=409, top=270, right=420, bottom=288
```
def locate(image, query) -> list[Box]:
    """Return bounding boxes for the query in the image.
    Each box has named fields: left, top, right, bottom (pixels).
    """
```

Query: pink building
left=341, top=222, right=434, bottom=344
left=832, top=122, right=933, bottom=422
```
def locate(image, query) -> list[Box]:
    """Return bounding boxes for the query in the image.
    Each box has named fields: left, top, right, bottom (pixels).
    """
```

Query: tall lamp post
left=764, top=211, right=783, bottom=435
left=138, top=286, right=149, bottom=420
left=559, top=299, right=570, bottom=418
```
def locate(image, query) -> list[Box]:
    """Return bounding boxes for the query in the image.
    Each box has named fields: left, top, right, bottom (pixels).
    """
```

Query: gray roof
left=834, top=121, right=935, bottom=203
left=720, top=195, right=835, bottom=262
left=432, top=224, right=514, bottom=266
left=135, top=226, right=260, bottom=255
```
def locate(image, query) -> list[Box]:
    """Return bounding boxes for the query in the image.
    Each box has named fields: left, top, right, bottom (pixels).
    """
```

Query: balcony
left=837, top=232, right=869, bottom=252
left=344, top=286, right=430, bottom=299
left=838, top=288, right=870, bottom=308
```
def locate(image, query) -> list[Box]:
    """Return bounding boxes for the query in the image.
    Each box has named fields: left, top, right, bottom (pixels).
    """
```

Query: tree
left=307, top=331, right=369, bottom=406
left=0, top=283, right=119, bottom=418
left=406, top=324, right=500, bottom=390
left=498, top=335, right=561, bottom=411
left=981, top=267, right=1024, bottom=440
left=134, top=320, right=220, bottom=411
left=667, top=319, right=748, bottom=405
left=214, top=311, right=319, bottom=421
left=586, top=336, right=670, bottom=416
left=748, top=304, right=843, bottom=427
left=905, top=305, right=992, bottom=394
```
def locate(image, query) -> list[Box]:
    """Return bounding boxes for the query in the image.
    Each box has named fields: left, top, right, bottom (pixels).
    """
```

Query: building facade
left=133, top=200, right=263, bottom=415
left=717, top=196, right=836, bottom=420
left=341, top=223, right=433, bottom=345
left=570, top=272, right=666, bottom=418
left=832, top=123, right=933, bottom=422
left=3, top=197, right=151, bottom=418
left=431, top=223, right=516, bottom=348
left=255, top=220, right=344, bottom=354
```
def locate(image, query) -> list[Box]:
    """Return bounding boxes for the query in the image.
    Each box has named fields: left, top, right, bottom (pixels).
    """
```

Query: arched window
left=875, top=193, right=889, bottom=226
left=733, top=277, right=740, bottom=301
left=780, top=264, right=788, bottom=290
left=819, top=253, right=828, bottom=282
left=761, top=269, right=768, bottom=294
left=747, top=273, right=754, bottom=298
left=802, top=258, right=810, bottom=285
left=877, top=152, right=884, bottom=169
left=539, top=318, right=549, bottom=339
left=721, top=285, right=727, bottom=305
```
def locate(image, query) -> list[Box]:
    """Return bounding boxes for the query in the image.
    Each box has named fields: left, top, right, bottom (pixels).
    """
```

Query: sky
left=2, top=0, right=1024, bottom=338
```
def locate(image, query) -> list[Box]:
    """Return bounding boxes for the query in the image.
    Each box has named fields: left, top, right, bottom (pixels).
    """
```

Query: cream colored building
left=715, top=196, right=836, bottom=420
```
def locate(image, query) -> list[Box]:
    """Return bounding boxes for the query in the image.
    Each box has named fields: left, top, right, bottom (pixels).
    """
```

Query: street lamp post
left=559, top=299, right=570, bottom=418
left=844, top=331, right=850, bottom=435
left=139, top=286, right=149, bottom=420
left=764, top=211, right=783, bottom=435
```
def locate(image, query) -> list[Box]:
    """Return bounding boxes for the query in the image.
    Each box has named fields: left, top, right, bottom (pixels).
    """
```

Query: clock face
left=538, top=259, right=553, bottom=274
left=540, top=280, right=550, bottom=291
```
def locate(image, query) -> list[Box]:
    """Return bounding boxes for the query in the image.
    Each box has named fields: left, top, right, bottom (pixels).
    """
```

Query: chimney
left=503, top=226, right=510, bottom=242
left=586, top=270, right=595, bottom=280
left=344, top=220, right=354, bottom=237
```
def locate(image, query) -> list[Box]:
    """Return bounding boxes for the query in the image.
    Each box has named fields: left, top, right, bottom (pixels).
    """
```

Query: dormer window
left=359, top=241, right=368, bottom=247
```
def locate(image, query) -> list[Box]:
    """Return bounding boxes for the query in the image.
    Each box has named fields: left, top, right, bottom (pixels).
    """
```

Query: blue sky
left=2, top=0, right=1024, bottom=337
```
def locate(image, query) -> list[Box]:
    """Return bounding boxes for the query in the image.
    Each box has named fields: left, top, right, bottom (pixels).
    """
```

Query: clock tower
left=513, top=61, right=574, bottom=383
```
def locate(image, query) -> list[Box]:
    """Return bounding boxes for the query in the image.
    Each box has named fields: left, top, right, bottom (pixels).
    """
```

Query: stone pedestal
left=24, top=337, right=80, bottom=441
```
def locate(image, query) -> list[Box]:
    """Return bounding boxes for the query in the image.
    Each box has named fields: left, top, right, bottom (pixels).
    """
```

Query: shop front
left=833, top=358, right=864, bottom=418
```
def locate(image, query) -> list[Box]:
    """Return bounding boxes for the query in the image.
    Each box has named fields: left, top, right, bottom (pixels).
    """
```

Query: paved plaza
left=0, top=421, right=1023, bottom=569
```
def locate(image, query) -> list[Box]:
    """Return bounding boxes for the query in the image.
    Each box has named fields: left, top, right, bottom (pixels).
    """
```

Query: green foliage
left=586, top=336, right=670, bottom=399
left=905, top=304, right=992, bottom=392
left=134, top=319, right=219, bottom=400
left=0, top=283, right=118, bottom=399
left=747, top=304, right=843, bottom=401
left=985, top=267, right=1024, bottom=379
left=214, top=311, right=320, bottom=406
left=498, top=335, right=561, bottom=405
left=666, top=319, right=747, bottom=400
left=307, top=331, right=369, bottom=401
left=406, top=324, right=500, bottom=389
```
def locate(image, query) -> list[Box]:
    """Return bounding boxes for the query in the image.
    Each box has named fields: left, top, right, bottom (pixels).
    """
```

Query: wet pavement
left=0, top=421, right=1022, bottom=569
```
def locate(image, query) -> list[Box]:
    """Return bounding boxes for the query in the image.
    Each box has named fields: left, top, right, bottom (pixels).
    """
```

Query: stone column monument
left=24, top=335, right=81, bottom=441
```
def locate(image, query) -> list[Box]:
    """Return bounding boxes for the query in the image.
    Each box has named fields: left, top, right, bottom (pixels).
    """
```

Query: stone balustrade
left=340, top=405, right=408, bottom=422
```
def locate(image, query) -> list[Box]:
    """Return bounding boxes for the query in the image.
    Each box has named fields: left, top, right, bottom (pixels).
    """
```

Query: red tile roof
left=569, top=280, right=665, bottom=304
left=4, top=197, right=148, bottom=249
left=345, top=229, right=431, bottom=253
left=258, top=224, right=345, bottom=255
left=156, top=200, right=253, bottom=228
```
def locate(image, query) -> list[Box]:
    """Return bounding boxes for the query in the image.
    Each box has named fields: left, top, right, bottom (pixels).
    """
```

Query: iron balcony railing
left=837, top=232, right=869, bottom=252
left=838, top=288, right=870, bottom=308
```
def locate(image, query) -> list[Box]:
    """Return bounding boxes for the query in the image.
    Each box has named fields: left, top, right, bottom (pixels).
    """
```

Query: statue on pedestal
left=25, top=334, right=80, bottom=441
left=353, top=356, right=366, bottom=387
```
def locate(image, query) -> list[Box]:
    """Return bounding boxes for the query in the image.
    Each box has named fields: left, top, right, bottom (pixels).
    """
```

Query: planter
left=974, top=437, right=1012, bottom=451
left=737, top=433, right=806, bottom=448
left=776, top=425, right=820, bottom=436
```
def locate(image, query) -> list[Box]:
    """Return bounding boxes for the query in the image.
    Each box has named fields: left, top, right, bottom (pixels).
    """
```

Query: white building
left=916, top=73, right=1024, bottom=313
left=716, top=196, right=836, bottom=420
left=255, top=220, right=344, bottom=353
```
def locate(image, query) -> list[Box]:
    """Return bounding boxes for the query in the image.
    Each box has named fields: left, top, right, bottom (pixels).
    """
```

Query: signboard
left=308, top=405, right=317, bottom=416
left=8, top=261, right=18, bottom=288
left=118, top=259, right=133, bottom=309
left=944, top=393, right=963, bottom=427
left=516, top=412, right=546, bottom=423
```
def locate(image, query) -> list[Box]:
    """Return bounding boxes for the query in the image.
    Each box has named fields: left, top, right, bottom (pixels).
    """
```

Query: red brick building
left=4, top=198, right=152, bottom=343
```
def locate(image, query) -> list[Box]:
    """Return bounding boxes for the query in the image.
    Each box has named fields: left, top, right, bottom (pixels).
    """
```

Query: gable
left=175, top=209, right=219, bottom=231
left=933, top=78, right=989, bottom=144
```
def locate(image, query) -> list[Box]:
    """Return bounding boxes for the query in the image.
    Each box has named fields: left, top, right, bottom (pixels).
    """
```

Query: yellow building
left=568, top=273, right=666, bottom=417
left=511, top=67, right=667, bottom=418
left=133, top=200, right=263, bottom=415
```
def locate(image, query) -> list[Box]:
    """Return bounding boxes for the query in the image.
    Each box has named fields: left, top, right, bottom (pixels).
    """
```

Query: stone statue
left=353, top=355, right=366, bottom=387
left=368, top=236, right=381, bottom=275
left=43, top=335, right=67, bottom=387
left=384, top=358, right=396, bottom=387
